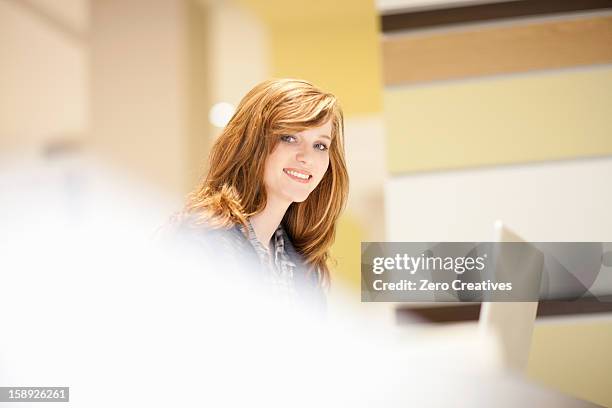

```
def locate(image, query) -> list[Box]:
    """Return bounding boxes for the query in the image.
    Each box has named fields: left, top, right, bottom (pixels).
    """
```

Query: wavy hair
left=179, top=78, right=348, bottom=287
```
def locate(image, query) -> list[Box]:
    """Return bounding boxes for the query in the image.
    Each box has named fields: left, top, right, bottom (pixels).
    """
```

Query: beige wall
left=90, top=0, right=272, bottom=195
left=0, top=0, right=89, bottom=153
left=90, top=0, right=192, bottom=196
left=206, top=0, right=269, bottom=114
left=0, top=0, right=209, bottom=198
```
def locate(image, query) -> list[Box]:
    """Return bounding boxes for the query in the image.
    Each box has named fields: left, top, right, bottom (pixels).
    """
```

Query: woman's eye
left=314, top=143, right=328, bottom=151
left=280, top=135, right=297, bottom=143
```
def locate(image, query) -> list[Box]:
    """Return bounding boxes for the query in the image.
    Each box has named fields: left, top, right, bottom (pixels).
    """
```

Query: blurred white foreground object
left=0, top=154, right=597, bottom=407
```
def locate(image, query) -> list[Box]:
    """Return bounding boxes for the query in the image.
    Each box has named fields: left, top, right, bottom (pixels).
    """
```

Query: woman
left=172, top=78, right=348, bottom=312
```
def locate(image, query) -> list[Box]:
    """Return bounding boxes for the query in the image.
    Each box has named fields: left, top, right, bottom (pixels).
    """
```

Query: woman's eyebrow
left=320, top=134, right=332, bottom=141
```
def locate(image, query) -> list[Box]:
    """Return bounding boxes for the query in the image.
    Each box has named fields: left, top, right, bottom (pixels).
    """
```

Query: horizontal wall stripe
left=383, top=14, right=612, bottom=85
left=385, top=65, right=612, bottom=174
left=381, top=0, right=612, bottom=33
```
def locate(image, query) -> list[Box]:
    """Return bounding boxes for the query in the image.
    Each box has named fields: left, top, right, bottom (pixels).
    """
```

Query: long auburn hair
left=180, top=78, right=348, bottom=287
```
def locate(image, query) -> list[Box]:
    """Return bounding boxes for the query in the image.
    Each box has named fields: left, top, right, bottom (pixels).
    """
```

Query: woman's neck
left=249, top=197, right=291, bottom=249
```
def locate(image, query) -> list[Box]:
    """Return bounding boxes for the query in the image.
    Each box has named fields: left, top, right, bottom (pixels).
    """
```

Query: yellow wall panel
left=269, top=23, right=382, bottom=115
left=528, top=320, right=612, bottom=407
left=385, top=66, right=612, bottom=174
left=240, top=0, right=383, bottom=115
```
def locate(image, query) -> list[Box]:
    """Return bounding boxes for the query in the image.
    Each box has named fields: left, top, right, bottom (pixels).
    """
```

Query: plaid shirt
left=170, top=214, right=326, bottom=314
left=239, top=219, right=298, bottom=307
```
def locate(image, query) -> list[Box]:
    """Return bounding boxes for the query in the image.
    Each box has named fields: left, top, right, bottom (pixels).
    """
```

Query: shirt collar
left=241, top=218, right=281, bottom=253
left=241, top=219, right=296, bottom=268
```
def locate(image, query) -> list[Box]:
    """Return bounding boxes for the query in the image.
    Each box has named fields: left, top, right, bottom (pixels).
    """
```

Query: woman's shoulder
left=161, top=213, right=249, bottom=254
left=168, top=214, right=269, bottom=279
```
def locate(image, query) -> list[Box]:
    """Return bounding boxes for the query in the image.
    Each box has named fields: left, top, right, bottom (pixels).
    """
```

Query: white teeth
left=284, top=169, right=310, bottom=180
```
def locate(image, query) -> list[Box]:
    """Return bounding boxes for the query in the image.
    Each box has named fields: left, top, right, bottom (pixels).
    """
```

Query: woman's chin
left=287, top=191, right=311, bottom=203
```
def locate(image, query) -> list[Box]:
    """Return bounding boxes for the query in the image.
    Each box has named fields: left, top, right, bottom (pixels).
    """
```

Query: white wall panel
left=386, top=157, right=612, bottom=242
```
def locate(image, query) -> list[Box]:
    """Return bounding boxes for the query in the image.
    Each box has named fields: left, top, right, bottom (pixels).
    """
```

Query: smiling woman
left=168, top=79, right=349, bottom=312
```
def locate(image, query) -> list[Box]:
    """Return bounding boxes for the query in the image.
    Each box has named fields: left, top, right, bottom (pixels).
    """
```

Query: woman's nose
left=296, top=145, right=312, bottom=165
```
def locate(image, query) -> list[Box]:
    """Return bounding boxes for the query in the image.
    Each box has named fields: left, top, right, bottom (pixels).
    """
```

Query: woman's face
left=263, top=119, right=332, bottom=204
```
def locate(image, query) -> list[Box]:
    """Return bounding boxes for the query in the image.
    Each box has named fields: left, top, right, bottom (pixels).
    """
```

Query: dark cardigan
left=170, top=216, right=327, bottom=316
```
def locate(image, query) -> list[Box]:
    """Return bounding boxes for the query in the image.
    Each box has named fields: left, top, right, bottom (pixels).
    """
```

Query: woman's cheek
left=315, top=157, right=330, bottom=186
left=321, top=156, right=330, bottom=179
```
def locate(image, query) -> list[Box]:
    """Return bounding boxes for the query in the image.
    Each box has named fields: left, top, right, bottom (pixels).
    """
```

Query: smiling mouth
left=283, top=168, right=312, bottom=183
